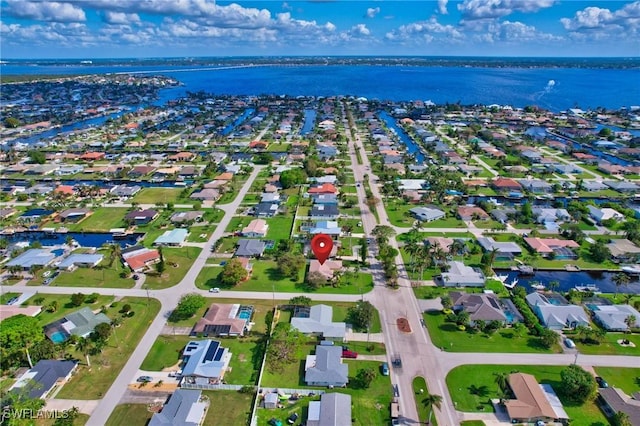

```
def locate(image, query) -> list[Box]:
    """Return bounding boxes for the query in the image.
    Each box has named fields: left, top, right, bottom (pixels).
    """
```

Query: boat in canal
left=574, top=284, right=601, bottom=293
left=503, top=278, right=518, bottom=289
left=530, top=282, right=547, bottom=291
left=621, top=265, right=640, bottom=275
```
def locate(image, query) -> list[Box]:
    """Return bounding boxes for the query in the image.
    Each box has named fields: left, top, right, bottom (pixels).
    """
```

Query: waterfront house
left=491, top=177, right=522, bottom=193
left=19, top=208, right=54, bottom=223
left=518, top=179, right=553, bottom=194
left=109, top=184, right=141, bottom=198
left=291, top=304, right=346, bottom=341
left=582, top=180, right=609, bottom=191
left=181, top=340, right=231, bottom=386
left=6, top=249, right=56, bottom=270
left=191, top=303, right=252, bottom=337
left=305, top=345, right=349, bottom=387
left=606, top=239, right=640, bottom=263
left=9, top=360, right=78, bottom=400
left=523, top=237, right=579, bottom=259
left=124, top=209, right=158, bottom=225
left=149, top=389, right=208, bottom=426
left=503, top=373, right=569, bottom=424
left=54, top=165, right=84, bottom=176
left=525, top=292, right=590, bottom=330
left=153, top=228, right=188, bottom=247
left=57, top=253, right=103, bottom=271
left=589, top=304, right=640, bottom=331
left=476, top=237, right=522, bottom=260
left=440, top=261, right=485, bottom=287
left=58, top=208, right=91, bottom=223
left=587, top=205, right=625, bottom=224
left=307, top=393, right=352, bottom=426
left=605, top=180, right=638, bottom=193
left=410, top=206, right=445, bottom=222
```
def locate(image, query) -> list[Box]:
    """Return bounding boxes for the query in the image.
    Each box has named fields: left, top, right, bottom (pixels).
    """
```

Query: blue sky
left=1, top=1, right=639, bottom=58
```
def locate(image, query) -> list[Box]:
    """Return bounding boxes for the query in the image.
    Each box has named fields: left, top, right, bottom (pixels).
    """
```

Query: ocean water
left=3, top=63, right=639, bottom=111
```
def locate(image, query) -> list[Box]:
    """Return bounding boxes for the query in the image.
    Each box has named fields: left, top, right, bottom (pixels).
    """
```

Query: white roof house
left=441, top=261, right=485, bottom=287
left=590, top=304, right=640, bottom=331
left=291, top=304, right=346, bottom=340
left=587, top=205, right=625, bottom=224
left=526, top=292, right=590, bottom=330
left=153, top=228, right=189, bottom=246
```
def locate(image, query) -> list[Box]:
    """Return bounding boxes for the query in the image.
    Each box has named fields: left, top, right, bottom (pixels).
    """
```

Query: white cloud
left=282, top=2, right=292, bottom=11
left=560, top=1, right=640, bottom=34
left=385, top=17, right=463, bottom=42
left=351, top=23, right=370, bottom=36
left=483, top=20, right=561, bottom=43
left=437, top=0, right=448, bottom=15
left=458, top=0, right=555, bottom=20
left=5, top=1, right=86, bottom=23
left=103, top=11, right=141, bottom=26
left=366, top=7, right=380, bottom=18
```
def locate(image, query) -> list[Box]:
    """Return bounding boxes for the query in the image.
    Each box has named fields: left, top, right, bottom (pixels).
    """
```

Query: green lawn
left=572, top=332, right=640, bottom=356
left=266, top=216, right=294, bottom=240
left=106, top=404, right=152, bottom=426
left=68, top=207, right=128, bottom=232
left=140, top=335, right=189, bottom=371
left=384, top=200, right=416, bottom=228
left=56, top=297, right=161, bottom=399
left=593, top=367, right=640, bottom=394
left=204, top=390, right=253, bottom=426
left=446, top=364, right=609, bottom=426
left=53, top=259, right=133, bottom=289
left=23, top=293, right=116, bottom=327
left=413, top=376, right=438, bottom=426
left=143, top=247, right=201, bottom=289
left=0, top=292, right=19, bottom=304
left=423, top=310, right=560, bottom=353
left=131, top=187, right=184, bottom=204
left=226, top=216, right=253, bottom=233
left=422, top=217, right=466, bottom=228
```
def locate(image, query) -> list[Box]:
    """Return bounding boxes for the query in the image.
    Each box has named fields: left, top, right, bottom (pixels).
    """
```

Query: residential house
left=491, top=177, right=522, bottom=193
left=312, top=194, right=338, bottom=205
left=129, top=165, right=156, bottom=178
left=309, top=221, right=342, bottom=236
left=598, top=388, right=640, bottom=426
left=19, top=208, right=54, bottom=223
left=519, top=179, right=553, bottom=194
left=58, top=208, right=91, bottom=223
left=24, top=184, right=55, bottom=196
left=523, top=237, right=580, bottom=259
left=181, top=340, right=232, bottom=386
left=532, top=208, right=571, bottom=225
left=605, top=180, right=638, bottom=193
left=6, top=249, right=56, bottom=270
left=308, top=183, right=338, bottom=195
left=587, top=205, right=625, bottom=224
left=457, top=206, right=490, bottom=221
left=410, top=207, right=445, bottom=222
left=607, top=239, right=640, bottom=263
left=291, top=304, right=346, bottom=341
left=476, top=237, right=522, bottom=260
left=122, top=245, right=161, bottom=272
left=308, top=259, right=343, bottom=281
left=310, top=204, right=339, bottom=220
left=235, top=239, right=266, bottom=258
left=490, top=207, right=516, bottom=224
left=525, top=292, right=590, bottom=330
left=242, top=219, right=269, bottom=238
left=57, top=253, right=103, bottom=271
left=318, top=145, right=338, bottom=161
left=149, top=389, right=208, bottom=426
left=0, top=305, right=42, bottom=322
left=304, top=345, right=349, bottom=387
left=190, top=188, right=220, bottom=201
left=307, top=393, right=352, bottom=426
left=170, top=211, right=204, bottom=224
left=450, top=291, right=511, bottom=325
left=425, top=237, right=455, bottom=252
left=80, top=152, right=105, bottom=161
left=168, top=152, right=196, bottom=162
left=154, top=229, right=189, bottom=247
left=254, top=202, right=279, bottom=218
left=589, top=304, right=640, bottom=331
left=9, top=360, right=78, bottom=399
left=124, top=209, right=159, bottom=225
left=54, top=165, right=84, bottom=176
left=109, top=184, right=141, bottom=198
left=503, top=373, right=569, bottom=424
left=260, top=193, right=281, bottom=204
left=191, top=303, right=252, bottom=337
left=440, top=261, right=485, bottom=287
left=44, top=307, right=110, bottom=341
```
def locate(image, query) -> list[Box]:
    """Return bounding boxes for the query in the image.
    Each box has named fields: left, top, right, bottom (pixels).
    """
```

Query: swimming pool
left=52, top=249, right=65, bottom=257
left=237, top=305, right=253, bottom=320
left=50, top=331, right=67, bottom=343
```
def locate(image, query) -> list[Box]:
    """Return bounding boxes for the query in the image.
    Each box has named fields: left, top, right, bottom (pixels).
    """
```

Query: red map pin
left=311, top=234, right=333, bottom=265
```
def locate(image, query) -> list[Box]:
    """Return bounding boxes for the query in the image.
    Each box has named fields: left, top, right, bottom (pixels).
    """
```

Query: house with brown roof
left=215, top=172, right=234, bottom=181
left=242, top=219, right=269, bottom=238
left=80, top=152, right=105, bottom=161
left=249, top=140, right=269, bottom=150
left=523, top=237, right=579, bottom=259
left=491, top=177, right=522, bottom=192
left=449, top=291, right=516, bottom=325
left=191, top=303, right=251, bottom=337
left=457, top=206, right=490, bottom=221
left=503, top=373, right=569, bottom=424
left=121, top=246, right=160, bottom=272
left=308, top=259, right=343, bottom=281
left=168, top=152, right=195, bottom=162
left=308, top=183, right=338, bottom=195
left=54, top=185, right=75, bottom=197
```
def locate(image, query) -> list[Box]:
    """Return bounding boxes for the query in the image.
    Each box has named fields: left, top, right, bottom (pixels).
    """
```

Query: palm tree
left=625, top=314, right=637, bottom=332
left=548, top=280, right=560, bottom=292
left=493, top=372, right=509, bottom=393
left=76, top=337, right=92, bottom=368
left=449, top=239, right=467, bottom=257
left=613, top=273, right=630, bottom=299
left=422, top=393, right=443, bottom=425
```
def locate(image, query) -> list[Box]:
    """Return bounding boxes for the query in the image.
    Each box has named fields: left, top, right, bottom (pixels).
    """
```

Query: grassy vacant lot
left=259, top=360, right=392, bottom=426
left=56, top=297, right=161, bottom=399
left=131, top=187, right=185, bottom=204
left=204, top=390, right=253, bottom=426
left=384, top=199, right=416, bottom=227
left=266, top=216, right=294, bottom=240
left=106, top=404, right=152, bottom=426
left=143, top=247, right=201, bottom=289
left=423, top=310, right=560, bottom=353
left=446, top=365, right=609, bottom=426
left=572, top=332, right=640, bottom=356
left=23, top=293, right=115, bottom=326
left=593, top=367, right=640, bottom=394
left=68, top=207, right=128, bottom=232
left=141, top=335, right=266, bottom=386
left=226, top=216, right=253, bottom=233
left=53, top=258, right=133, bottom=289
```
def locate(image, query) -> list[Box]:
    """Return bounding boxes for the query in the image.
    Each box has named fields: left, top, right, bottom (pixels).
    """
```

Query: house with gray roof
left=235, top=239, right=266, bottom=258
left=582, top=180, right=608, bottom=191
left=305, top=345, right=348, bottom=387
left=440, top=261, right=485, bottom=287
left=310, top=204, right=339, bottom=220
left=44, top=307, right=111, bottom=342
left=57, top=253, right=103, bottom=271
left=525, top=292, right=590, bottom=330
left=605, top=180, right=638, bottom=193
left=153, top=228, right=189, bottom=247
left=532, top=208, right=571, bottom=225
left=311, top=194, right=338, bottom=205
left=307, top=393, right=352, bottom=426
left=598, top=387, right=640, bottom=426
left=410, top=206, right=445, bottom=222
left=170, top=211, right=205, bottom=224
left=309, top=221, right=342, bottom=236
left=109, top=184, right=141, bottom=198
left=149, top=389, right=208, bottom=426
left=254, top=202, right=279, bottom=217
left=6, top=249, right=56, bottom=270
left=9, top=360, right=77, bottom=399
left=58, top=208, right=91, bottom=223
left=589, top=304, right=639, bottom=331
left=291, top=304, right=346, bottom=341
left=181, top=340, right=231, bottom=386
left=450, top=291, right=512, bottom=324
left=490, top=207, right=516, bottom=224
left=519, top=179, right=553, bottom=193
left=476, top=237, right=522, bottom=260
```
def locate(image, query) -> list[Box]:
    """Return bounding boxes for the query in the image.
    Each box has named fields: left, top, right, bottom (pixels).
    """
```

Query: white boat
left=503, top=278, right=518, bottom=289
left=494, top=274, right=508, bottom=283
left=621, top=265, right=640, bottom=275
left=574, top=284, right=601, bottom=293
left=530, top=283, right=546, bottom=291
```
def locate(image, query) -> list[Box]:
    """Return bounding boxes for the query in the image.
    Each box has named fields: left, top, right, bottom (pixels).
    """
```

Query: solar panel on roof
left=203, top=341, right=220, bottom=362
left=213, top=349, right=224, bottom=361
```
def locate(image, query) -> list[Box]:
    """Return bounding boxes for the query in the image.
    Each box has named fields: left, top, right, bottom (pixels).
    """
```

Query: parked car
left=564, top=338, right=576, bottom=349
left=132, top=274, right=139, bottom=280
left=136, top=376, right=153, bottom=382
left=342, top=349, right=358, bottom=359
left=595, top=376, right=609, bottom=388
left=209, top=287, right=220, bottom=293
left=286, top=412, right=298, bottom=424
left=381, top=362, right=389, bottom=376
left=268, top=418, right=282, bottom=426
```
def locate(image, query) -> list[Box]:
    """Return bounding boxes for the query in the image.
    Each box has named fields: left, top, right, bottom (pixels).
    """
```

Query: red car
left=342, top=349, right=358, bottom=359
